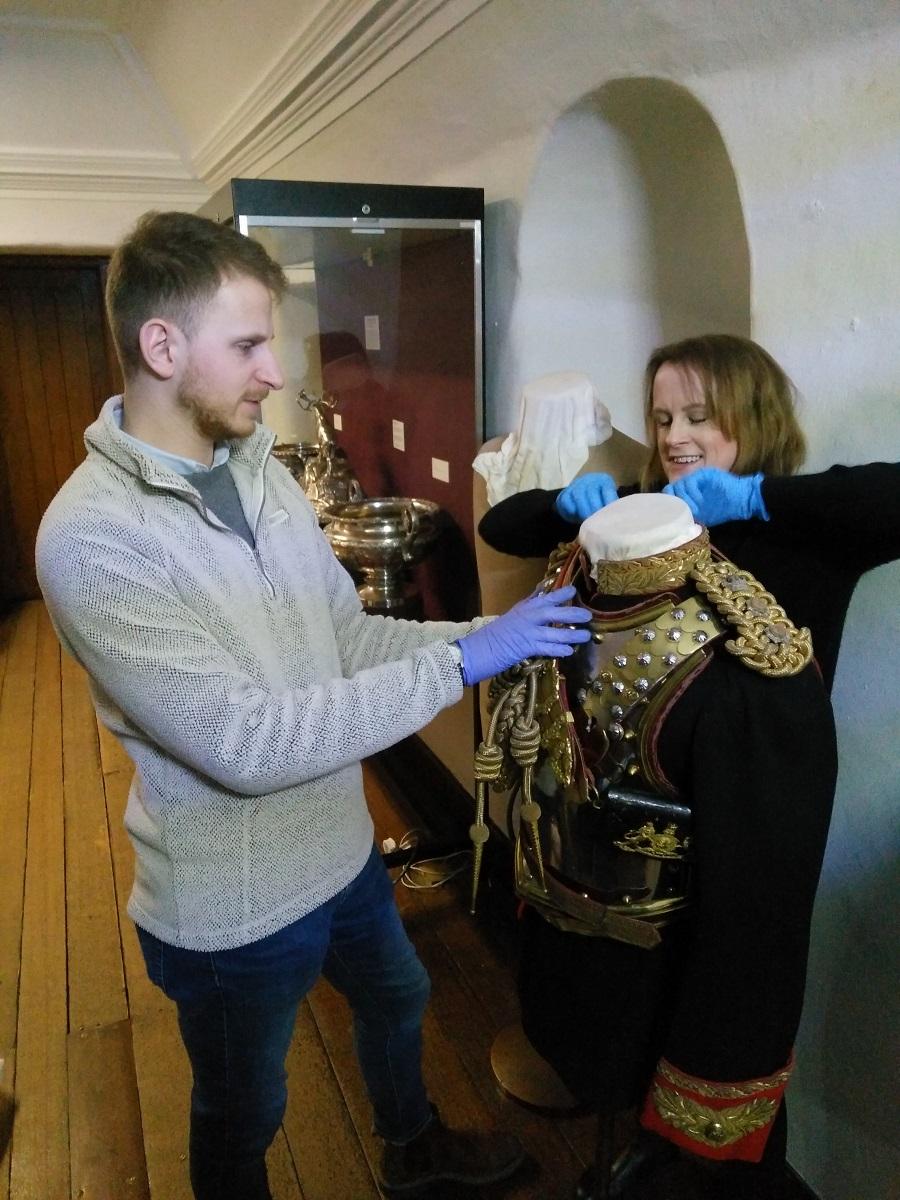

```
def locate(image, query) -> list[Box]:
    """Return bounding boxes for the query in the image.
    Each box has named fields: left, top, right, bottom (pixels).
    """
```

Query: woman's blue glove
left=455, top=585, right=592, bottom=685
left=662, top=467, right=769, bottom=526
left=554, top=473, right=619, bottom=522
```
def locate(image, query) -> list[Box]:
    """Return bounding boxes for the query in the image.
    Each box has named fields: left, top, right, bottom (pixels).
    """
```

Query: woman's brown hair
left=640, top=334, right=806, bottom=490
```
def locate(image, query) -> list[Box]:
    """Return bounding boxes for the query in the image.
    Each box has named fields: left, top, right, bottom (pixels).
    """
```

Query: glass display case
left=200, top=178, right=485, bottom=621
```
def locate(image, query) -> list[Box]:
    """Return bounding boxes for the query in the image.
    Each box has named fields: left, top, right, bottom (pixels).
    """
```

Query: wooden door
left=0, top=258, right=120, bottom=605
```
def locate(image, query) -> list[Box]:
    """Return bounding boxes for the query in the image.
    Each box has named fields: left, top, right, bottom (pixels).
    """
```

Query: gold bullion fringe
left=690, top=558, right=813, bottom=677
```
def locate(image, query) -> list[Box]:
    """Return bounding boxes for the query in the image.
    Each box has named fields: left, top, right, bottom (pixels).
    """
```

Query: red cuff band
left=640, top=1054, right=794, bottom=1163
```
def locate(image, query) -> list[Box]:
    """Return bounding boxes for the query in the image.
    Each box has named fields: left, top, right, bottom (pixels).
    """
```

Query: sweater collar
left=86, top=395, right=276, bottom=487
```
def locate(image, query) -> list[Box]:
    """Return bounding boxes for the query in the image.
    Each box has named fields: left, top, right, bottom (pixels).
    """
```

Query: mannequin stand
left=490, top=1021, right=583, bottom=1114
left=490, top=1023, right=625, bottom=1198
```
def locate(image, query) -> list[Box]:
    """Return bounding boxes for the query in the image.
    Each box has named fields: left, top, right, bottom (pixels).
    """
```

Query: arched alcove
left=495, top=78, right=750, bottom=443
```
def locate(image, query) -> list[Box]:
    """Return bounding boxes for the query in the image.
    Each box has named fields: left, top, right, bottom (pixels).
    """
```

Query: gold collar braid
left=587, top=533, right=813, bottom=677
left=591, top=531, right=711, bottom=595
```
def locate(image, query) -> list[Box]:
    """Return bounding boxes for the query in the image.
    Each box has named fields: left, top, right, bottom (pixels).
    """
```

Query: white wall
left=267, top=4, right=900, bottom=1195
left=494, top=79, right=750, bottom=443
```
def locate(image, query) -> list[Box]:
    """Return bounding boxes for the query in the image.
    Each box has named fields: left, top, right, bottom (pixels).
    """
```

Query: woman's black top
left=478, top=462, right=900, bottom=693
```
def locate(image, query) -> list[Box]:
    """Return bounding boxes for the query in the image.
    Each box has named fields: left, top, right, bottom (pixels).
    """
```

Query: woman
left=479, top=334, right=900, bottom=692
left=478, top=335, right=900, bottom=1199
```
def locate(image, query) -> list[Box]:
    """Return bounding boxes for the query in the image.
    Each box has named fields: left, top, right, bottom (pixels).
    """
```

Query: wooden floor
left=0, top=601, right=600, bottom=1200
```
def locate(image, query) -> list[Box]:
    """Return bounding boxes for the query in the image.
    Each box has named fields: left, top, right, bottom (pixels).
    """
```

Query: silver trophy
left=275, top=388, right=441, bottom=612
left=270, top=441, right=320, bottom=481
left=324, top=497, right=442, bottom=613
left=292, top=389, right=364, bottom=520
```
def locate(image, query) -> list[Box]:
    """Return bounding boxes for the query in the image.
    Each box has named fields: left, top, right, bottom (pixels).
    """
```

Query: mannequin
left=473, top=371, right=646, bottom=506
left=471, top=373, right=648, bottom=1114
left=475, top=493, right=837, bottom=1200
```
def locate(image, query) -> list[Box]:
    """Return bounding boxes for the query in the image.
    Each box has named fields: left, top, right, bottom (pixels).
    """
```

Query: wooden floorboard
left=0, top=604, right=38, bottom=1200
left=0, top=605, right=37, bottom=1061
left=67, top=1021, right=150, bottom=1200
left=11, top=607, right=68, bottom=1200
left=266, top=1128, right=304, bottom=1200
left=2, top=600, right=606, bottom=1199
left=62, top=652, right=127, bottom=1033
left=129, top=1009, right=192, bottom=1200
left=282, top=1003, right=373, bottom=1200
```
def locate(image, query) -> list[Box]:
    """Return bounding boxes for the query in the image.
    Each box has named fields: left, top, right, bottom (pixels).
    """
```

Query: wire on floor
left=382, top=829, right=473, bottom=890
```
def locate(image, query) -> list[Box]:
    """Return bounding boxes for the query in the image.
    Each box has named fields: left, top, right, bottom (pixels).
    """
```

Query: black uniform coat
left=480, top=463, right=899, bottom=1162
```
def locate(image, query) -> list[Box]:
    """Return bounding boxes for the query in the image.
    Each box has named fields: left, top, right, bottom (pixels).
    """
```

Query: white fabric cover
left=37, top=397, right=480, bottom=951
left=473, top=371, right=613, bottom=505
left=578, top=493, right=702, bottom=563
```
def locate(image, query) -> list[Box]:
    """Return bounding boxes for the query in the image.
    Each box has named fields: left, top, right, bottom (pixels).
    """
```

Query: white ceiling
left=0, top=0, right=129, bottom=24
left=0, top=0, right=490, bottom=206
left=2, top=0, right=898, bottom=213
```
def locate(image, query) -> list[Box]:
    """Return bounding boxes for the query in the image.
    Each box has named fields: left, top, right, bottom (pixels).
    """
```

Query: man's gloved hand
left=554, top=473, right=619, bottom=523
left=455, top=585, right=592, bottom=686
left=662, top=467, right=769, bottom=526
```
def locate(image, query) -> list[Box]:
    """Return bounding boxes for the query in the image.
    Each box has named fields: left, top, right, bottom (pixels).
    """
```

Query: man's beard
left=176, top=372, right=264, bottom=443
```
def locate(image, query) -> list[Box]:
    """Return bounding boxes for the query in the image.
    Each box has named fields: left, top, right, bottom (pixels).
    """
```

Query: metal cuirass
left=469, top=532, right=814, bottom=949
left=511, top=538, right=727, bottom=948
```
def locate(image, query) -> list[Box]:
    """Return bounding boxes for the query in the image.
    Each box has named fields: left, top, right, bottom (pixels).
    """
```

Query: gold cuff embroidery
left=650, top=1082, right=778, bottom=1147
left=657, top=1057, right=793, bottom=1100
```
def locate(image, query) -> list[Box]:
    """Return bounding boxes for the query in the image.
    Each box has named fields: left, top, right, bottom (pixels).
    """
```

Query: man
left=36, top=210, right=591, bottom=1200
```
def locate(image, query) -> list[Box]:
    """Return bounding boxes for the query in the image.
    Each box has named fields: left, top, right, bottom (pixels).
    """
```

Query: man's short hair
left=106, top=210, right=287, bottom=375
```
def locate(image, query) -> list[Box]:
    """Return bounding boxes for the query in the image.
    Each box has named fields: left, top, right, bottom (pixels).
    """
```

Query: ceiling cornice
left=194, top=0, right=490, bottom=189
left=0, top=152, right=209, bottom=203
left=0, top=0, right=487, bottom=205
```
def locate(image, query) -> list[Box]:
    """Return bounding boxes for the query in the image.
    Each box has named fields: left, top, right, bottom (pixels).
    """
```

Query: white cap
left=579, top=493, right=702, bottom=564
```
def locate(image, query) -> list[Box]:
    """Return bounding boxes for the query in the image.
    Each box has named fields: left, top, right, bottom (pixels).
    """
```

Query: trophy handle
left=399, top=501, right=420, bottom=562
left=402, top=501, right=419, bottom=538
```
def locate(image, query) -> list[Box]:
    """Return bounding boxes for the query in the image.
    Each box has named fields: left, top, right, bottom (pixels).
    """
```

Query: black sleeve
left=761, top=462, right=900, bottom=574
left=659, top=657, right=838, bottom=1080
left=477, top=487, right=575, bottom=558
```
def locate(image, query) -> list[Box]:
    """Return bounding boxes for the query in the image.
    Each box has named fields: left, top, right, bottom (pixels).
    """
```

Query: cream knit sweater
left=37, top=397, right=476, bottom=950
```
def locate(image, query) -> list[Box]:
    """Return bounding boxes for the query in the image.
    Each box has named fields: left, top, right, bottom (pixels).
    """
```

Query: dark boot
left=591, top=1154, right=792, bottom=1200
left=574, top=1132, right=679, bottom=1199
left=378, top=1108, right=524, bottom=1193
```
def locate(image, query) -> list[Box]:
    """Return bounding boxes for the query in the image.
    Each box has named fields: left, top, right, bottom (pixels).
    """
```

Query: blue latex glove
left=456, top=585, right=592, bottom=685
left=662, top=467, right=768, bottom=526
left=554, top=473, right=619, bottom=523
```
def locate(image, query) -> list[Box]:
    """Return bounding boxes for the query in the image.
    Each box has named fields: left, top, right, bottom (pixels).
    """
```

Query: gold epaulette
left=689, top=557, right=813, bottom=677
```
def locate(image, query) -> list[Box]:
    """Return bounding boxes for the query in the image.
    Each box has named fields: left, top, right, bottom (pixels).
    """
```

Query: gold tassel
left=469, top=661, right=547, bottom=913
left=509, top=670, right=546, bottom=889
left=470, top=741, right=503, bottom=913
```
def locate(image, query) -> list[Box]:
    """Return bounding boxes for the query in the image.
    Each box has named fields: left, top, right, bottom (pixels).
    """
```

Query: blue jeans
left=136, top=846, right=432, bottom=1200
